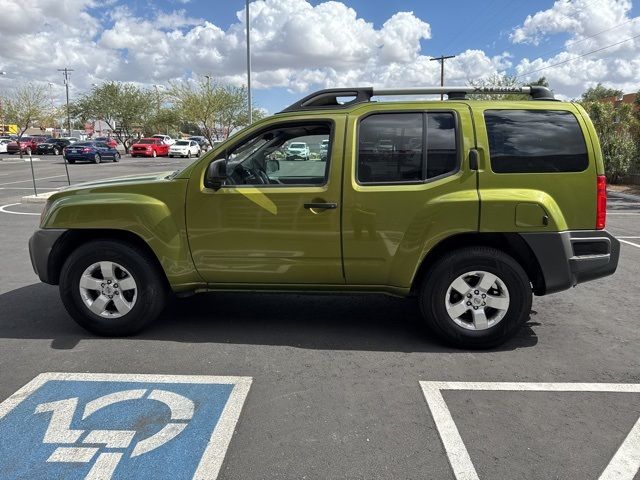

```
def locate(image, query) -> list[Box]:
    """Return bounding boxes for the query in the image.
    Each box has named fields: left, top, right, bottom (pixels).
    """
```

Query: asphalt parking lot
left=0, top=154, right=639, bottom=479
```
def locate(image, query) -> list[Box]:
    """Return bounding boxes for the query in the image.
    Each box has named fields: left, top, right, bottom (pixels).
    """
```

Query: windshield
left=175, top=141, right=189, bottom=146
left=289, top=143, right=306, bottom=148
left=75, top=142, right=94, bottom=147
left=138, top=139, right=155, bottom=144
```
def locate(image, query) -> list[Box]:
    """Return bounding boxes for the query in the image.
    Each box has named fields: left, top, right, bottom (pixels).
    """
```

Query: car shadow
left=0, top=283, right=539, bottom=353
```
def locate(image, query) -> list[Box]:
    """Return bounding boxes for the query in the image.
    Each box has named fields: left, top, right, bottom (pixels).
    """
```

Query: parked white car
left=0, top=139, right=10, bottom=153
left=286, top=142, right=310, bottom=160
left=152, top=134, right=175, bottom=146
left=168, top=140, right=200, bottom=158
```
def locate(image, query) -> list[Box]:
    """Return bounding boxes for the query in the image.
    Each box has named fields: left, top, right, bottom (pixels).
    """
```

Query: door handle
left=304, top=202, right=337, bottom=210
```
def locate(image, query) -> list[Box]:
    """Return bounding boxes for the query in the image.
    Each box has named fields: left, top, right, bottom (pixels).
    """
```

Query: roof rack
left=279, top=85, right=556, bottom=112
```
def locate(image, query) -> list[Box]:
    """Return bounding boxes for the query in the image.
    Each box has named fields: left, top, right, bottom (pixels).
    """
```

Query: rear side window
left=484, top=110, right=588, bottom=173
left=357, top=112, right=458, bottom=184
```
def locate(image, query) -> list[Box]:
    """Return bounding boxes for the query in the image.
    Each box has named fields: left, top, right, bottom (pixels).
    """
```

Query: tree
left=581, top=100, right=638, bottom=183
left=468, top=74, right=549, bottom=100
left=71, top=82, right=154, bottom=153
left=143, top=107, right=181, bottom=137
left=169, top=77, right=261, bottom=147
left=581, top=83, right=623, bottom=103
left=1, top=84, right=51, bottom=157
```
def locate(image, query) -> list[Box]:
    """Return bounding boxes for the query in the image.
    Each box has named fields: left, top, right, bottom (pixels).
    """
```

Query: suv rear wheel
left=419, top=247, right=532, bottom=349
left=59, top=240, right=167, bottom=336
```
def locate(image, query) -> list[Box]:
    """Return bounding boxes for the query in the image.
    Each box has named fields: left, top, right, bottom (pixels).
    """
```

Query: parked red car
left=6, top=136, right=44, bottom=155
left=94, top=136, right=118, bottom=149
left=130, top=138, right=169, bottom=157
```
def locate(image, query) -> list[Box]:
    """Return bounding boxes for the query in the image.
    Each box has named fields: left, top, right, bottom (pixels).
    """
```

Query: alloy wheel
left=444, top=270, right=510, bottom=331
left=78, top=261, right=137, bottom=318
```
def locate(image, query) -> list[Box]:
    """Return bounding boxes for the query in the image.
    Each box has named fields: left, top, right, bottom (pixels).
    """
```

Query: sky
left=0, top=0, right=639, bottom=113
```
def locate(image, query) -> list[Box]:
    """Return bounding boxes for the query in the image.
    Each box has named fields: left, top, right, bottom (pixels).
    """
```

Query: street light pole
left=0, top=71, right=6, bottom=135
left=246, top=0, right=252, bottom=124
left=57, top=67, right=73, bottom=185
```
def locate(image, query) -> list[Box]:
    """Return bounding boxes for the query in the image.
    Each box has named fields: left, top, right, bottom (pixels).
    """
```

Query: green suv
left=29, top=86, right=620, bottom=348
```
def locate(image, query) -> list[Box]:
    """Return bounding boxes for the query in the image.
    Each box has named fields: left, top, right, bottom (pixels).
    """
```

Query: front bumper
left=28, top=229, right=67, bottom=284
left=520, top=230, right=620, bottom=295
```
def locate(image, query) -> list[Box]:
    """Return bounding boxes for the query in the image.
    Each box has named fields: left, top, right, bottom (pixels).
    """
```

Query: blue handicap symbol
left=0, top=374, right=251, bottom=480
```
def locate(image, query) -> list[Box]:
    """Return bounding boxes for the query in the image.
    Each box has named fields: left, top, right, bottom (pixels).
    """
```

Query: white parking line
left=420, top=381, right=640, bottom=480
left=0, top=174, right=66, bottom=186
left=619, top=239, right=640, bottom=249
left=0, top=203, right=41, bottom=216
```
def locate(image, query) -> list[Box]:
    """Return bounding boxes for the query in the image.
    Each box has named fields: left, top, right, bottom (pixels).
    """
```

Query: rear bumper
left=28, top=229, right=67, bottom=284
left=64, top=153, right=95, bottom=161
left=519, top=230, right=620, bottom=295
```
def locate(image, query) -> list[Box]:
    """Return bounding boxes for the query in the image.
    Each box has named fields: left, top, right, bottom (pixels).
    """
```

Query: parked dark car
left=63, top=141, right=121, bottom=164
left=36, top=138, right=71, bottom=155
left=188, top=136, right=211, bottom=152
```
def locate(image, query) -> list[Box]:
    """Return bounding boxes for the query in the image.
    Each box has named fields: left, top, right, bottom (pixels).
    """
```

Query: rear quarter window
left=484, top=109, right=588, bottom=173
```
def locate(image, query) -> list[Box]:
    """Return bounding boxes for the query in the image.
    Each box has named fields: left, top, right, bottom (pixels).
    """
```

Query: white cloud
left=0, top=0, right=638, bottom=108
left=511, top=0, right=640, bottom=98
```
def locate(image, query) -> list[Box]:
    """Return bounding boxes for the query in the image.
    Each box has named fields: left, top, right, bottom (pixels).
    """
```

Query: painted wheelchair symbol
left=34, top=389, right=194, bottom=479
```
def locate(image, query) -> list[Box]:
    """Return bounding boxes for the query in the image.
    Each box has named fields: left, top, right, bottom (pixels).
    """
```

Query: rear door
left=342, top=103, right=479, bottom=289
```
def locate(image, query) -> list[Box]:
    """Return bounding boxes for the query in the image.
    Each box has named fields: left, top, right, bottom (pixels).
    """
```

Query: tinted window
left=426, top=113, right=458, bottom=179
left=485, top=110, right=588, bottom=173
left=357, top=112, right=457, bottom=184
left=358, top=113, right=423, bottom=183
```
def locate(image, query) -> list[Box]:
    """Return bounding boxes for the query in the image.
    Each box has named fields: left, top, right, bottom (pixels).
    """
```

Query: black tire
left=113, top=152, right=120, bottom=162
left=419, top=247, right=532, bottom=349
left=59, top=240, right=167, bottom=336
left=94, top=153, right=101, bottom=164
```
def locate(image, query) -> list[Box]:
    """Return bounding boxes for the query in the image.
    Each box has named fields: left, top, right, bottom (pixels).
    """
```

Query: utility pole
left=430, top=54, right=456, bottom=100
left=57, top=68, right=73, bottom=185
left=246, top=0, right=252, bottom=124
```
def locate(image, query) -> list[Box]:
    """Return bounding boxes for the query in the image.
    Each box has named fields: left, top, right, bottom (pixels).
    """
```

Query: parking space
left=1, top=154, right=640, bottom=479
left=0, top=154, right=188, bottom=205
left=0, top=373, right=251, bottom=479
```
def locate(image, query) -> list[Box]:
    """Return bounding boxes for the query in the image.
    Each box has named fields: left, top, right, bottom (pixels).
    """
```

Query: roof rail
left=279, top=85, right=556, bottom=112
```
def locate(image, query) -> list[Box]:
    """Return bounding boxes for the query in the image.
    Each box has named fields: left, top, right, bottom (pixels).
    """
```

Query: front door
left=185, top=117, right=345, bottom=285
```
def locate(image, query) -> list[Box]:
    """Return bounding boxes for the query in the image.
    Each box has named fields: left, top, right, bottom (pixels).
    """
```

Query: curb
left=608, top=191, right=640, bottom=202
left=21, top=191, right=57, bottom=204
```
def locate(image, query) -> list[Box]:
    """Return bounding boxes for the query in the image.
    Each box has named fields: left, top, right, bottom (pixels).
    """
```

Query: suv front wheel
left=59, top=240, right=167, bottom=336
left=419, top=247, right=532, bottom=349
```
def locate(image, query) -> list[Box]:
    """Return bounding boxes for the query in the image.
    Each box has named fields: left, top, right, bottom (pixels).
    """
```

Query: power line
left=533, top=17, right=638, bottom=60
left=516, top=32, right=640, bottom=78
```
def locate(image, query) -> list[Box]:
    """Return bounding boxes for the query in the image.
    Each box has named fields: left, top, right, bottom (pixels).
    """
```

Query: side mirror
left=266, top=159, right=280, bottom=174
left=204, top=158, right=227, bottom=190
